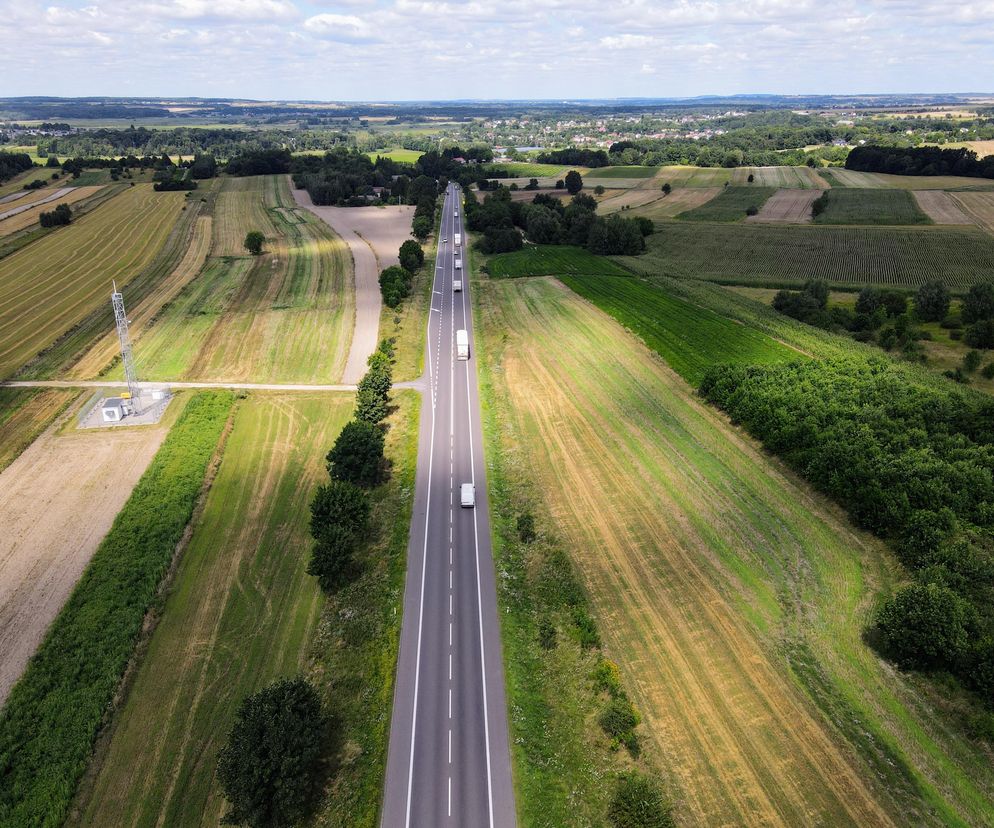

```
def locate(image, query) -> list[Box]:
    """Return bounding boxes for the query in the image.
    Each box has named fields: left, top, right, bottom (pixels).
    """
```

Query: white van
left=460, top=483, right=475, bottom=508
left=453, top=279, right=463, bottom=292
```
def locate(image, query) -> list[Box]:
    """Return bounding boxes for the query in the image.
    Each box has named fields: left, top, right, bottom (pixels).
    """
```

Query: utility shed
left=101, top=397, right=125, bottom=422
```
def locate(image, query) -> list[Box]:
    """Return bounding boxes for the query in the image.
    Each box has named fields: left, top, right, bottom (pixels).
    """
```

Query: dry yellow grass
left=911, top=191, right=974, bottom=225
left=0, top=187, right=103, bottom=236
left=950, top=191, right=994, bottom=236
left=629, top=187, right=722, bottom=221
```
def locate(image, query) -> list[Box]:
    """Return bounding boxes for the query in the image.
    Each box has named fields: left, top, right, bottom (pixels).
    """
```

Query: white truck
left=454, top=232, right=461, bottom=247
left=456, top=328, right=469, bottom=360
left=454, top=257, right=462, bottom=270
left=453, top=279, right=462, bottom=292
left=460, top=483, right=475, bottom=508
left=454, top=209, right=459, bottom=218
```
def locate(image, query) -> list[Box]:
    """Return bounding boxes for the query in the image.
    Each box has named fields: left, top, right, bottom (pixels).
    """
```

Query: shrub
left=915, top=281, right=951, bottom=322
left=217, top=678, right=327, bottom=828
left=964, top=350, right=983, bottom=373
left=875, top=582, right=975, bottom=671
left=517, top=512, right=536, bottom=543
left=745, top=205, right=758, bottom=216
left=538, top=618, right=557, bottom=650
left=307, top=523, right=359, bottom=592
left=963, top=283, right=994, bottom=323
left=573, top=606, right=601, bottom=649
left=39, top=202, right=72, bottom=227
left=379, top=264, right=412, bottom=308
left=244, top=230, right=264, bottom=255
left=599, top=696, right=639, bottom=740
left=982, top=362, right=994, bottom=380
left=593, top=659, right=624, bottom=698
left=327, top=420, right=386, bottom=488
left=608, top=774, right=674, bottom=828
left=963, top=319, right=994, bottom=349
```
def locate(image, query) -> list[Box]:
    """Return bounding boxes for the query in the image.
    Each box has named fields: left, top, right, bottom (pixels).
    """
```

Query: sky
left=0, top=0, right=992, bottom=100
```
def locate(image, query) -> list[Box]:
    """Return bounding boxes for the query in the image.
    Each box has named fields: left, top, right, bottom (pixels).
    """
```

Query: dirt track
left=291, top=184, right=414, bottom=383
left=0, top=415, right=166, bottom=704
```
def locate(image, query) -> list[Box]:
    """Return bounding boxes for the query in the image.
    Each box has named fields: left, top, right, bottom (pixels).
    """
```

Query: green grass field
left=487, top=244, right=631, bottom=278
left=677, top=185, right=777, bottom=222
left=77, top=393, right=348, bottom=826
left=560, top=275, right=798, bottom=384
left=488, top=162, right=571, bottom=178
left=655, top=166, right=734, bottom=188
left=586, top=166, right=658, bottom=179
left=0, top=392, right=233, bottom=828
left=619, top=222, right=994, bottom=288
left=366, top=148, right=423, bottom=163
left=475, top=274, right=994, bottom=826
left=0, top=184, right=186, bottom=379
left=123, top=175, right=355, bottom=383
left=814, top=189, right=932, bottom=225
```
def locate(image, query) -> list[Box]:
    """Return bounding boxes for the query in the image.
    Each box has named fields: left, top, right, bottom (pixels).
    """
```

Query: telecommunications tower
left=111, top=281, right=140, bottom=408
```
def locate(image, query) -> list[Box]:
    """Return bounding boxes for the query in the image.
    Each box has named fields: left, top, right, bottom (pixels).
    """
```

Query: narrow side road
left=381, top=185, right=516, bottom=827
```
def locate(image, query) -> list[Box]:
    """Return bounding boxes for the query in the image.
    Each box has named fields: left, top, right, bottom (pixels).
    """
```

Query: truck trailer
left=454, top=232, right=461, bottom=247
left=456, top=328, right=469, bottom=360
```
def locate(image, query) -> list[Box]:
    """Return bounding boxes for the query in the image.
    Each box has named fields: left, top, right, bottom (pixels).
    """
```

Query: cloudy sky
left=0, top=0, right=992, bottom=100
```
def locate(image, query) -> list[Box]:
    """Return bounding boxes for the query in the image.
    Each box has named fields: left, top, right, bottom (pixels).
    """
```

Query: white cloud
left=304, top=12, right=374, bottom=40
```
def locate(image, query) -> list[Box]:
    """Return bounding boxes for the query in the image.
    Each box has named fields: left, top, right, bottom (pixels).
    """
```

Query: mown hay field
left=747, top=188, right=821, bottom=223
left=477, top=275, right=994, bottom=826
left=823, top=168, right=994, bottom=190
left=0, top=186, right=104, bottom=237
left=75, top=393, right=350, bottom=827
left=654, top=165, right=734, bottom=188
left=0, top=388, right=77, bottom=474
left=629, top=187, right=722, bottom=221
left=619, top=222, right=994, bottom=288
left=951, top=191, right=994, bottom=235
left=732, top=166, right=829, bottom=188
left=813, top=189, right=931, bottom=225
left=0, top=184, right=185, bottom=379
left=121, top=175, right=354, bottom=383
left=677, top=185, right=777, bottom=222
left=911, top=191, right=974, bottom=225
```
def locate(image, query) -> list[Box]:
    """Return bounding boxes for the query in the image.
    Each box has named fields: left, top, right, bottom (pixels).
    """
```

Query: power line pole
left=111, top=281, right=140, bottom=410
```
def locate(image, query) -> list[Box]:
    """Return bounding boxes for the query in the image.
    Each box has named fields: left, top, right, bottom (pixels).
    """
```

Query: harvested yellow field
left=732, top=166, right=828, bottom=189
left=827, top=168, right=994, bottom=190
left=911, top=191, right=973, bottom=225
left=0, top=185, right=185, bottom=379
left=951, top=191, right=994, bottom=236
left=212, top=175, right=279, bottom=256
left=0, top=186, right=103, bottom=236
left=747, top=188, right=822, bottom=223
left=629, top=187, right=722, bottom=220
left=478, top=276, right=994, bottom=826
left=70, top=215, right=213, bottom=378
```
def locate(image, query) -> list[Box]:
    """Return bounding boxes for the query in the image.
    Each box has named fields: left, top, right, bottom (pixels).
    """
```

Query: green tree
left=594, top=184, right=605, bottom=195
left=964, top=350, right=982, bottom=373
left=608, top=774, right=674, bottom=828
left=244, top=230, right=264, bottom=256
left=307, top=523, right=358, bottom=592
left=398, top=239, right=425, bottom=273
left=803, top=279, right=829, bottom=310
left=963, top=283, right=994, bottom=323
left=915, top=281, right=951, bottom=322
left=525, top=204, right=563, bottom=244
left=216, top=678, right=327, bottom=828
left=855, top=286, right=882, bottom=316
left=411, top=214, right=431, bottom=240
left=310, top=479, right=370, bottom=541
left=964, top=318, right=994, bottom=349
left=875, top=582, right=974, bottom=671
left=564, top=170, right=583, bottom=195
left=661, top=182, right=671, bottom=194
left=327, top=420, right=385, bottom=487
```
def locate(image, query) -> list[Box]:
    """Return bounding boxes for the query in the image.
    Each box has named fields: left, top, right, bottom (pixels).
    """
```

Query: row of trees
left=0, top=150, right=32, bottom=183
left=38, top=203, right=71, bottom=227
left=699, top=357, right=994, bottom=706
left=846, top=145, right=994, bottom=179
left=464, top=185, right=650, bottom=256
left=380, top=239, right=424, bottom=308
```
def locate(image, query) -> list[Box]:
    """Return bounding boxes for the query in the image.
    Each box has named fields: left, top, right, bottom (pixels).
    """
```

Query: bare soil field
left=911, top=191, right=974, bottom=225
left=629, top=187, right=722, bottom=221
left=0, top=187, right=104, bottom=236
left=747, top=188, right=822, bottom=223
left=950, top=191, right=994, bottom=235
left=292, top=184, right=413, bottom=382
left=0, top=411, right=168, bottom=704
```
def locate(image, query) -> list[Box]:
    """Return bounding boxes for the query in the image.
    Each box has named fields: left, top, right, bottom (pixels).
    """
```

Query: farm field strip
left=747, top=188, right=821, bottom=223
left=70, top=215, right=213, bottom=379
left=824, top=168, right=994, bottom=190
left=0, top=186, right=77, bottom=220
left=126, top=175, right=354, bottom=383
left=653, top=165, right=734, bottom=188
left=0, top=184, right=185, bottom=379
left=585, top=166, right=658, bottom=179
left=0, top=186, right=103, bottom=237
left=732, top=166, right=829, bottom=188
left=620, top=222, right=994, bottom=288
left=951, top=191, right=994, bottom=236
left=912, top=191, right=974, bottom=225
left=480, top=276, right=994, bottom=826
left=77, top=393, right=347, bottom=828
left=0, top=387, right=78, bottom=475
left=487, top=244, right=631, bottom=278
left=677, top=186, right=776, bottom=222
left=478, top=277, right=899, bottom=826
left=813, top=188, right=931, bottom=225
left=630, top=187, right=722, bottom=220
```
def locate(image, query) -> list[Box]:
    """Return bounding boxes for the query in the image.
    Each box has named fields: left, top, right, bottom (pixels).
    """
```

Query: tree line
left=846, top=145, right=994, bottom=179
left=0, top=151, right=32, bottom=183
left=699, top=357, right=994, bottom=708
left=463, top=178, right=651, bottom=256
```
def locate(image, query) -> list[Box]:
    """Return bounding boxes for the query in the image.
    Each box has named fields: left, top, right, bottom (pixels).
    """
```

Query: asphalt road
left=381, top=184, right=516, bottom=827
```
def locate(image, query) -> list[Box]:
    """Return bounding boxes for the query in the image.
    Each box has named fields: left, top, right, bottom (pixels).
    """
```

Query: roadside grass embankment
left=75, top=393, right=351, bottom=827
left=0, top=391, right=235, bottom=828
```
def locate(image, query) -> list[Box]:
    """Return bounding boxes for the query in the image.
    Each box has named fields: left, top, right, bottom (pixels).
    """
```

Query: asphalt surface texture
left=381, top=184, right=516, bottom=827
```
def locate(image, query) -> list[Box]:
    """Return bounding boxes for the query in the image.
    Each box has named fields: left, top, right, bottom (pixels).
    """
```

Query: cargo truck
left=453, top=279, right=462, bottom=292
left=454, top=232, right=461, bottom=247
left=454, top=257, right=462, bottom=269
left=456, top=328, right=469, bottom=360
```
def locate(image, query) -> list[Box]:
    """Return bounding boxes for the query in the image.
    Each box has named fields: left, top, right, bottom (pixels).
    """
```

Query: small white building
left=101, top=397, right=125, bottom=422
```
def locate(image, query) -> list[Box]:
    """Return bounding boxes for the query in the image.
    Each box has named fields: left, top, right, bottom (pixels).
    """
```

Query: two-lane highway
left=381, top=184, right=516, bottom=827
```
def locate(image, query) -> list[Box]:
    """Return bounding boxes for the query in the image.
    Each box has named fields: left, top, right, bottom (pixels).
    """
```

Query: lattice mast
left=111, top=281, right=139, bottom=403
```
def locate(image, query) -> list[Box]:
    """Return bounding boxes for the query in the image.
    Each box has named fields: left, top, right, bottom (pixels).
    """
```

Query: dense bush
left=225, top=148, right=292, bottom=176
left=217, top=678, right=327, bottom=828
left=915, top=281, right=951, bottom=322
left=354, top=350, right=393, bottom=425
left=536, top=148, right=609, bottom=167
left=847, top=145, right=994, bottom=179
left=308, top=480, right=370, bottom=592
left=379, top=264, right=413, bottom=308
left=327, top=420, right=386, bottom=488
left=0, top=391, right=234, bottom=827
left=964, top=319, right=994, bottom=349
left=608, top=774, right=674, bottom=828
left=875, top=582, right=975, bottom=671
left=398, top=239, right=425, bottom=273
left=38, top=202, right=71, bottom=227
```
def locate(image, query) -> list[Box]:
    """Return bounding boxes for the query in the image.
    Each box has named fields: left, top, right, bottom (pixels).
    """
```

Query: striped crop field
left=476, top=275, right=994, bottom=827
left=813, top=189, right=932, bottom=225
left=951, top=191, right=994, bottom=236
left=823, top=168, right=994, bottom=191
left=487, top=244, right=631, bottom=278
left=0, top=186, right=104, bottom=237
left=677, top=186, right=777, bottom=222
left=124, top=174, right=354, bottom=383
left=654, top=166, right=734, bottom=188
left=585, top=166, right=658, bottom=179
left=629, top=187, right=722, bottom=221
left=0, top=184, right=185, bottom=379
left=617, top=222, right=994, bottom=289
left=731, top=166, right=829, bottom=188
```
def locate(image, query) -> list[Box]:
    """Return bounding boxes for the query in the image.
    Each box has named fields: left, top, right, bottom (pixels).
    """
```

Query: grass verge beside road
left=0, top=391, right=234, bottom=828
